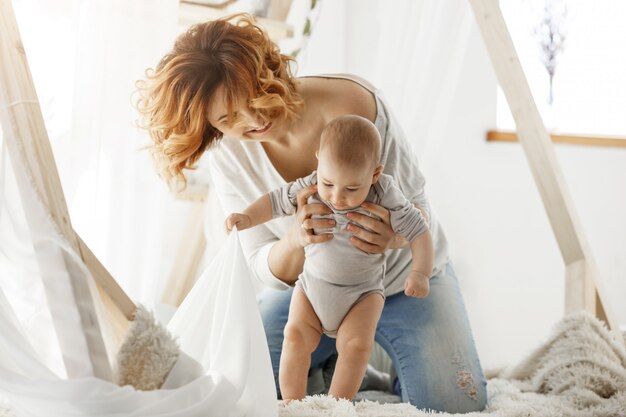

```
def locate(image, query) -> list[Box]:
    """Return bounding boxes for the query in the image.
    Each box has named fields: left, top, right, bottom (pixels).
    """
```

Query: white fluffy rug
left=2, top=312, right=625, bottom=417
left=279, top=312, right=626, bottom=417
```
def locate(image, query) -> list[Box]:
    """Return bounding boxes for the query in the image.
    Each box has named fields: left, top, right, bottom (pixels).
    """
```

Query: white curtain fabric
left=373, top=0, right=474, bottom=159
left=358, top=0, right=474, bottom=158
left=65, top=0, right=188, bottom=308
left=167, top=229, right=276, bottom=415
left=9, top=0, right=193, bottom=310
left=1, top=0, right=189, bottom=378
left=0, top=232, right=276, bottom=417
left=0, top=125, right=111, bottom=379
left=0, top=137, right=67, bottom=378
left=296, top=0, right=474, bottom=157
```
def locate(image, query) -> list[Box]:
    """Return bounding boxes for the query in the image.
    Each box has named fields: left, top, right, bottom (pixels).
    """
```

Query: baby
left=226, top=114, right=433, bottom=401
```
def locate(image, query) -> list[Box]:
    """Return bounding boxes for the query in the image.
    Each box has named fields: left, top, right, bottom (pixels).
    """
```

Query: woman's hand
left=269, top=185, right=335, bottom=284
left=346, top=201, right=407, bottom=253
left=290, top=184, right=335, bottom=248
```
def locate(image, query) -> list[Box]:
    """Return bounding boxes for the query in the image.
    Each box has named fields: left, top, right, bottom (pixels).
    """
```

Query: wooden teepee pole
left=0, top=0, right=135, bottom=377
left=468, top=0, right=619, bottom=331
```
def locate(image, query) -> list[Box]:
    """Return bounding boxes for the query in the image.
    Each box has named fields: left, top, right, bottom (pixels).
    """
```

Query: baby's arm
left=226, top=172, right=317, bottom=234
left=404, top=231, right=434, bottom=298
left=225, top=194, right=273, bottom=233
left=375, top=174, right=434, bottom=298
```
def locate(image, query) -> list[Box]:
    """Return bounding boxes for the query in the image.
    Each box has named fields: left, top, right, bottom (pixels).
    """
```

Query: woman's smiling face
left=208, top=84, right=278, bottom=141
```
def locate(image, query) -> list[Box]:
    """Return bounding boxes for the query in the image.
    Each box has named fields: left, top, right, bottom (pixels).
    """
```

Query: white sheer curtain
left=0, top=222, right=276, bottom=416
left=0, top=135, right=67, bottom=378
left=11, top=0, right=197, bottom=309
left=296, top=0, right=469, bottom=150
left=67, top=0, right=189, bottom=307
left=294, top=0, right=473, bottom=160
left=350, top=0, right=474, bottom=158
left=1, top=0, right=191, bottom=374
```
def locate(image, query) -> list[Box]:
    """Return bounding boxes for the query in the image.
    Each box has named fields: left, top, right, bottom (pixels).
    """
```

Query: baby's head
left=316, top=115, right=383, bottom=210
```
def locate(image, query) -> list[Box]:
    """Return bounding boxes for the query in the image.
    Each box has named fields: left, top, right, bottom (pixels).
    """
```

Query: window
left=497, top=0, right=626, bottom=138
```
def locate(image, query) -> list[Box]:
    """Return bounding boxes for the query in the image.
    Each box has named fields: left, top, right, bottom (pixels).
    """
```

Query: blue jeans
left=257, top=262, right=487, bottom=413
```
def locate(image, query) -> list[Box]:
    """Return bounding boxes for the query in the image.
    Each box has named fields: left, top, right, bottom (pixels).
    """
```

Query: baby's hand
left=225, top=213, right=252, bottom=234
left=404, top=271, right=430, bottom=298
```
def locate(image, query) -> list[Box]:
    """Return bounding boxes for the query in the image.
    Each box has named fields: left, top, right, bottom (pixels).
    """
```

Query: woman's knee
left=390, top=362, right=487, bottom=412
left=375, top=291, right=487, bottom=411
left=421, top=377, right=487, bottom=413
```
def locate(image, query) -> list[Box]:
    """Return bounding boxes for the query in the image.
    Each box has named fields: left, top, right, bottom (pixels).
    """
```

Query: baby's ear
left=315, top=150, right=319, bottom=160
left=372, top=164, right=384, bottom=183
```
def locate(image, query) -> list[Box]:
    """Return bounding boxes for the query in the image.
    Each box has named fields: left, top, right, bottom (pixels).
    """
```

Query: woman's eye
left=346, top=188, right=358, bottom=192
left=322, top=183, right=333, bottom=187
left=226, top=113, right=239, bottom=124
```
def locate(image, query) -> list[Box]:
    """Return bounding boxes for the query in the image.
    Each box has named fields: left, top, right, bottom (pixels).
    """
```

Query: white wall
left=297, top=0, right=626, bottom=370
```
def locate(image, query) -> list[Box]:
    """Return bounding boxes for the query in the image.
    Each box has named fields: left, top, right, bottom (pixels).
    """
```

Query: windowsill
left=486, top=130, right=626, bottom=148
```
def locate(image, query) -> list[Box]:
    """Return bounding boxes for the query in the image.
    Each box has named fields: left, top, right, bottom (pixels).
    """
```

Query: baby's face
left=316, top=152, right=376, bottom=211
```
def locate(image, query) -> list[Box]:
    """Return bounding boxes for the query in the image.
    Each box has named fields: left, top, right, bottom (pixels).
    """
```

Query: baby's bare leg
left=279, top=286, right=323, bottom=401
left=329, top=293, right=384, bottom=400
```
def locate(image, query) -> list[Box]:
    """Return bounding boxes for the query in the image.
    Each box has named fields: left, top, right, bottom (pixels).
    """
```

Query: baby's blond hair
left=319, top=115, right=381, bottom=169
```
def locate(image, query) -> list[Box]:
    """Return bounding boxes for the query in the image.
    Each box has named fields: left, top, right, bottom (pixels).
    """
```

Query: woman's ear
left=315, top=150, right=319, bottom=160
left=372, top=164, right=384, bottom=183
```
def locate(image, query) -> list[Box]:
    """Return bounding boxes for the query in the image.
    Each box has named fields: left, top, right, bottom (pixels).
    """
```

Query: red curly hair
left=136, top=14, right=303, bottom=188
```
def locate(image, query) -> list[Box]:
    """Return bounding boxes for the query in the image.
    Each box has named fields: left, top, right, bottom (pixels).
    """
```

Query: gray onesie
left=268, top=171, right=428, bottom=337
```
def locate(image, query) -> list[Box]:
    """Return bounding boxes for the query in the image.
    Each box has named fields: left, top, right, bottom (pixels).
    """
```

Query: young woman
left=137, top=14, right=487, bottom=412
